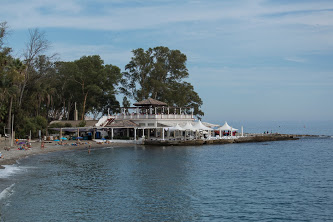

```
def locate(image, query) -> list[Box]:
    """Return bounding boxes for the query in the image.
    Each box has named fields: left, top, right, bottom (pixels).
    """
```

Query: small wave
left=0, top=183, right=15, bottom=200
left=0, top=165, right=28, bottom=179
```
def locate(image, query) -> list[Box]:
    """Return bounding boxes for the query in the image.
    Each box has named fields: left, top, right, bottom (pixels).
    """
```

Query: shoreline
left=0, top=134, right=324, bottom=169
left=0, top=140, right=137, bottom=169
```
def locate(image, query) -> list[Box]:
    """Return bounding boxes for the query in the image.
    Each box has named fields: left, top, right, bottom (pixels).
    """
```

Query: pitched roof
left=106, top=120, right=139, bottom=128
left=133, top=98, right=167, bottom=107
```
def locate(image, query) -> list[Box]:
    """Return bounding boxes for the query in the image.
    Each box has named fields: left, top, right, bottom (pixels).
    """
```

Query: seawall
left=144, top=134, right=299, bottom=146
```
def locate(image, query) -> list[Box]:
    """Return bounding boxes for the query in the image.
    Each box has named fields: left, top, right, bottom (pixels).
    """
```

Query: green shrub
left=77, top=120, right=86, bottom=127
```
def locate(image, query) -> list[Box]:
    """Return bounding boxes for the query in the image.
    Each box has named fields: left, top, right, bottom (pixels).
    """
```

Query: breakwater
left=144, top=134, right=300, bottom=146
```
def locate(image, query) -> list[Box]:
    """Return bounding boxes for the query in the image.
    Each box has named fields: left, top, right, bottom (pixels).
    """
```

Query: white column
left=219, top=129, right=222, bottom=138
left=167, top=128, right=170, bottom=139
left=241, top=126, right=244, bottom=137
left=162, top=128, right=165, bottom=140
left=111, top=128, right=114, bottom=139
left=134, top=128, right=137, bottom=140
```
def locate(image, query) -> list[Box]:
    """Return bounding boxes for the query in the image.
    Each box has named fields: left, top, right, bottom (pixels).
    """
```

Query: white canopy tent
left=217, top=122, right=232, bottom=131
left=217, top=122, right=238, bottom=137
left=192, top=120, right=212, bottom=131
left=165, top=124, right=185, bottom=139
left=181, top=122, right=197, bottom=140
left=192, top=120, right=213, bottom=139
left=182, top=122, right=196, bottom=131
left=166, top=124, right=185, bottom=131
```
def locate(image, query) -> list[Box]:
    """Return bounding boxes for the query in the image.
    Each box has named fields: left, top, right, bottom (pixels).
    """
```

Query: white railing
left=115, top=114, right=193, bottom=120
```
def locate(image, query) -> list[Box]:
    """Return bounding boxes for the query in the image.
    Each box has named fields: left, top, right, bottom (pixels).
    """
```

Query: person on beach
left=41, top=140, right=45, bottom=149
left=0, top=152, right=3, bottom=159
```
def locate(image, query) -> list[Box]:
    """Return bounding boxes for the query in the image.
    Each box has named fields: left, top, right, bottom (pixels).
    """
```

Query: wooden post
left=10, top=114, right=14, bottom=147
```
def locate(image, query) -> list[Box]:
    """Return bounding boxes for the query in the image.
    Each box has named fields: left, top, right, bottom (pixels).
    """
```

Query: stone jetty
left=144, top=134, right=300, bottom=146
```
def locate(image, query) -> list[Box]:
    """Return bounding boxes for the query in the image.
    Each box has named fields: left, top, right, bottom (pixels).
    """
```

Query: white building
left=100, top=98, right=196, bottom=140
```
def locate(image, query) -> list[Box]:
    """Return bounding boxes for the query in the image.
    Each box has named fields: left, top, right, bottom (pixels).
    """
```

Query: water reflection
left=1, top=138, right=333, bottom=221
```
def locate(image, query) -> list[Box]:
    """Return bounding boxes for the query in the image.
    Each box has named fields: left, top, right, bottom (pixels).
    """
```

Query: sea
left=0, top=120, right=332, bottom=221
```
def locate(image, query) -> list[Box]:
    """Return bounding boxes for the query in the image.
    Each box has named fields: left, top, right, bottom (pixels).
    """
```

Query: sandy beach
left=0, top=138, right=134, bottom=169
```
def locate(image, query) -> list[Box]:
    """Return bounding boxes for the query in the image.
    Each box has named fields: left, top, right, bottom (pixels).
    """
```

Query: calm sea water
left=0, top=121, right=333, bottom=221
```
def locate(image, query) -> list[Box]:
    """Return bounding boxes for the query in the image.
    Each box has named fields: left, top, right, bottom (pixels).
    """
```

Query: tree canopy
left=123, top=46, right=204, bottom=117
left=0, top=21, right=204, bottom=138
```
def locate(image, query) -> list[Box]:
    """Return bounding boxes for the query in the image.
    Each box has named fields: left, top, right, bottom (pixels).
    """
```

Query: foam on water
left=0, top=164, right=31, bottom=179
left=0, top=183, right=15, bottom=201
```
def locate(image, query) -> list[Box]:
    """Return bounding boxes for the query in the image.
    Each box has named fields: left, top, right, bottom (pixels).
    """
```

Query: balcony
left=115, top=113, right=194, bottom=120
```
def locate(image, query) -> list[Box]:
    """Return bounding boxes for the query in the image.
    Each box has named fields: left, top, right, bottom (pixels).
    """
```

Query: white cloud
left=3, top=0, right=333, bottom=30
left=49, top=43, right=132, bottom=68
left=284, top=57, right=306, bottom=63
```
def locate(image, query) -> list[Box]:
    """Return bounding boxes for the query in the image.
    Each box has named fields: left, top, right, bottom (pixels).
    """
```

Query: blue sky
left=2, top=0, right=333, bottom=122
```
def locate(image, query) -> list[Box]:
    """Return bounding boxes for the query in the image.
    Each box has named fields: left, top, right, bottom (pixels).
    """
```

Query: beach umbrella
left=61, top=137, right=68, bottom=140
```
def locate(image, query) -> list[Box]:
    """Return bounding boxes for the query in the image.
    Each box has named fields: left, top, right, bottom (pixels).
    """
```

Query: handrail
left=116, top=114, right=193, bottom=120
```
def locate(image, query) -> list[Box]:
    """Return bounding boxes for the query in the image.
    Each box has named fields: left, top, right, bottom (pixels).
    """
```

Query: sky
left=1, top=0, right=333, bottom=123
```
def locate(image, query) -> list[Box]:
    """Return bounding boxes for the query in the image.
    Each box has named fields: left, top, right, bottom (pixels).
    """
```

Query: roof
left=133, top=98, right=167, bottom=107
left=49, top=120, right=98, bottom=127
left=105, top=120, right=139, bottom=128
left=217, top=122, right=238, bottom=131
